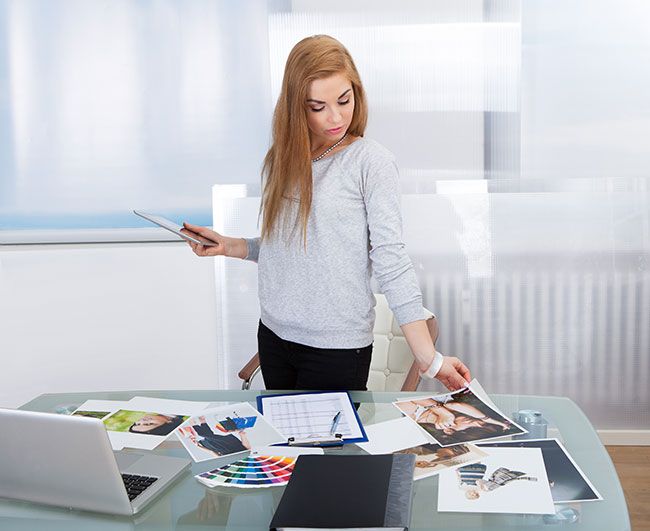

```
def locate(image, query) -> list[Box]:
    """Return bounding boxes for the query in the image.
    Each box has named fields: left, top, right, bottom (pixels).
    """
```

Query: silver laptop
left=0, top=409, right=191, bottom=516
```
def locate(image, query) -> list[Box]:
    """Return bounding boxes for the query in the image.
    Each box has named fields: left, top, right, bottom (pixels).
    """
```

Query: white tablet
left=133, top=210, right=217, bottom=246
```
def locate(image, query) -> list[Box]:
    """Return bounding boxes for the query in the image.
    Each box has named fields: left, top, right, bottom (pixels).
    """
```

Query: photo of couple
left=394, top=387, right=525, bottom=446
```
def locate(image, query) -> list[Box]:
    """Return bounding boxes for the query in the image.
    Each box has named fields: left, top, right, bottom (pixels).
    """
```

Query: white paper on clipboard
left=257, top=391, right=367, bottom=444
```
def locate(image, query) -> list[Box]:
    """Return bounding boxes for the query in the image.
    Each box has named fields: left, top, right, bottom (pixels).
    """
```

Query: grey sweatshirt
left=244, top=137, right=426, bottom=348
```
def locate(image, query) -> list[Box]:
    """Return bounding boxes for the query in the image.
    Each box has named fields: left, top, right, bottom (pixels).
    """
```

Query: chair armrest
left=426, top=314, right=439, bottom=346
left=401, top=363, right=421, bottom=392
left=238, top=353, right=261, bottom=383
left=400, top=315, right=439, bottom=392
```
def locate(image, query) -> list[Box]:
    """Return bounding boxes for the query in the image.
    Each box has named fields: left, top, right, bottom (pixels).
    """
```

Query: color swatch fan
left=196, top=455, right=297, bottom=489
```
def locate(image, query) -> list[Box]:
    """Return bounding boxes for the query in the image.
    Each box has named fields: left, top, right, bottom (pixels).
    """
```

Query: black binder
left=269, top=454, right=416, bottom=530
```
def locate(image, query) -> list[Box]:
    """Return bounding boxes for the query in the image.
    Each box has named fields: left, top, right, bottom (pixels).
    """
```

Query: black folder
left=269, top=454, right=416, bottom=530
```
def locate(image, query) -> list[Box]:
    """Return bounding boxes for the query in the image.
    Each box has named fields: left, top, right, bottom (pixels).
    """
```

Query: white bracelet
left=420, top=351, right=444, bottom=379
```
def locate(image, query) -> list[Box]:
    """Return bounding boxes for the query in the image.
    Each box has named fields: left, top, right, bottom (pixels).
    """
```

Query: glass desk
left=1, top=389, right=630, bottom=531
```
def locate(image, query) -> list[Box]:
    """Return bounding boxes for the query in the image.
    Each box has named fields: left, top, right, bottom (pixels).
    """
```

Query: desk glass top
left=1, top=389, right=630, bottom=531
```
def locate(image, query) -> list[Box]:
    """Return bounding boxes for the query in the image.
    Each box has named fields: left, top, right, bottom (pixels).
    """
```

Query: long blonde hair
left=261, top=35, right=368, bottom=244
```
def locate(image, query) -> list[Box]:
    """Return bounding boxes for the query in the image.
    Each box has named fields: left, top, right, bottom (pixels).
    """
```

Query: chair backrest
left=239, top=294, right=439, bottom=391
left=367, top=294, right=438, bottom=392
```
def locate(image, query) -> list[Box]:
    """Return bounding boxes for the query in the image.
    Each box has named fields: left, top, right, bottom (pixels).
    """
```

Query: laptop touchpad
left=114, top=451, right=144, bottom=471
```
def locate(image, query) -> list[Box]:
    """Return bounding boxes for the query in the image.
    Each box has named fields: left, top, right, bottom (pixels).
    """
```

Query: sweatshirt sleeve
left=362, top=158, right=427, bottom=326
left=243, top=237, right=260, bottom=263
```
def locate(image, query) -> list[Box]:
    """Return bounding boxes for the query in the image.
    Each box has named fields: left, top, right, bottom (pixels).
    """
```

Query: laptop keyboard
left=121, top=473, right=158, bottom=501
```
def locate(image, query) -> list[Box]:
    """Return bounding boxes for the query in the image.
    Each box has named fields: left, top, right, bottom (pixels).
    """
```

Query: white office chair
left=239, top=294, right=439, bottom=392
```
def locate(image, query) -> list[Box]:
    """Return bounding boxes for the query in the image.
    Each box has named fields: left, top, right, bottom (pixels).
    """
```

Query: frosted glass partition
left=1, top=0, right=521, bottom=238
left=212, top=179, right=650, bottom=431
left=269, top=1, right=521, bottom=183
left=0, top=0, right=272, bottom=232
left=521, top=1, right=650, bottom=180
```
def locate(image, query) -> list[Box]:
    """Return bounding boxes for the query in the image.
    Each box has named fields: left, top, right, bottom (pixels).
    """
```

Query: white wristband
left=420, top=351, right=444, bottom=379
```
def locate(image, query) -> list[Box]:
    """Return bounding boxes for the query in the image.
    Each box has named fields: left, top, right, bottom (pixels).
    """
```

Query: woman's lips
left=327, top=126, right=344, bottom=134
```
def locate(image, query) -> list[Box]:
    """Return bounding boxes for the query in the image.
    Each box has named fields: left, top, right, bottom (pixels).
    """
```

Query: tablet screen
left=133, top=210, right=217, bottom=246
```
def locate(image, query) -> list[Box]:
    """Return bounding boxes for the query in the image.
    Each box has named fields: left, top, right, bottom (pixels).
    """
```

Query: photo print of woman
left=395, top=442, right=487, bottom=479
left=104, top=410, right=187, bottom=436
left=394, top=387, right=525, bottom=446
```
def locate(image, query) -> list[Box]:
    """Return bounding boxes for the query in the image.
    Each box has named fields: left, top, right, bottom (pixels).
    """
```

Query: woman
left=400, top=443, right=470, bottom=469
left=182, top=35, right=471, bottom=391
left=403, top=397, right=512, bottom=446
left=128, top=413, right=186, bottom=436
left=409, top=398, right=511, bottom=431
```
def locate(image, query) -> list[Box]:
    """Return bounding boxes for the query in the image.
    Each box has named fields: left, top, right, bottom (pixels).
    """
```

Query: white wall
left=0, top=242, right=220, bottom=408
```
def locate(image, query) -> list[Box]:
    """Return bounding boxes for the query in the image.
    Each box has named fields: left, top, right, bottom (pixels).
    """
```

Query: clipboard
left=256, top=391, right=368, bottom=447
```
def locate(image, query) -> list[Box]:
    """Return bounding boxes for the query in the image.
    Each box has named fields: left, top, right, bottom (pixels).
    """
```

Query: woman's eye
left=339, top=99, right=350, bottom=105
left=310, top=107, right=325, bottom=112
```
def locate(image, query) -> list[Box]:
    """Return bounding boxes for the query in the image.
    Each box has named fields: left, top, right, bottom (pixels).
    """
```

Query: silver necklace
left=311, top=133, right=348, bottom=162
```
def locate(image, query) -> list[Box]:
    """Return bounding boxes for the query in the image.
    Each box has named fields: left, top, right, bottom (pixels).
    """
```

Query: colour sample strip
left=196, top=455, right=297, bottom=489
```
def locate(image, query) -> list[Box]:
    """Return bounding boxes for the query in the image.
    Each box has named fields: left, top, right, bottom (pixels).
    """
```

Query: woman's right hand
left=181, top=222, right=247, bottom=258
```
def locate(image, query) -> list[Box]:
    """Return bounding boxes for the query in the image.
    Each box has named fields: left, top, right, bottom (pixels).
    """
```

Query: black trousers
left=257, top=320, right=373, bottom=391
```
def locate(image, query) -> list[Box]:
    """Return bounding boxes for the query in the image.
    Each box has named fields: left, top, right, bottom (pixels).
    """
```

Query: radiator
left=422, top=267, right=650, bottom=430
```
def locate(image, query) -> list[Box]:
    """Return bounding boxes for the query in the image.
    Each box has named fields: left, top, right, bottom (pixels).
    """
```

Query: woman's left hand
left=435, top=357, right=471, bottom=391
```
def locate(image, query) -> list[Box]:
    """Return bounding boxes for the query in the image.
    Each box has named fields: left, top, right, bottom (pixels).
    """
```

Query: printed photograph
left=396, top=442, right=488, bottom=481
left=393, top=387, right=526, bottom=446
left=70, top=399, right=127, bottom=426
left=176, top=402, right=285, bottom=462
left=478, top=438, right=603, bottom=502
left=437, top=447, right=555, bottom=515
left=72, top=410, right=111, bottom=420
left=103, top=410, right=188, bottom=436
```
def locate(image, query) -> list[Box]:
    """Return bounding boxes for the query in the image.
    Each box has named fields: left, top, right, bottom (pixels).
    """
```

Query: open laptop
left=0, top=409, right=191, bottom=516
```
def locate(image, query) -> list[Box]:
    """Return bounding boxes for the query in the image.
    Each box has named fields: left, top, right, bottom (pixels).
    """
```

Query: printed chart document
left=257, top=391, right=368, bottom=445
